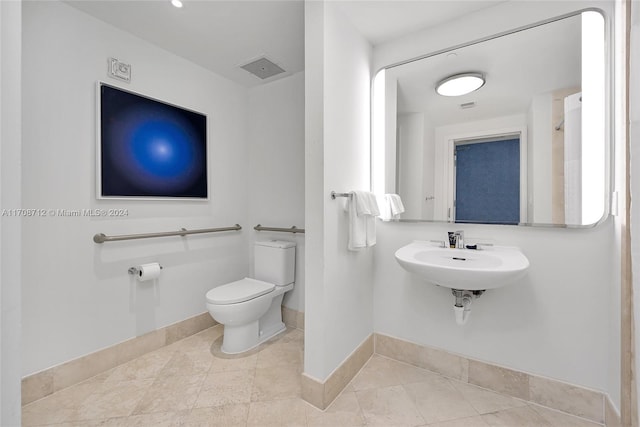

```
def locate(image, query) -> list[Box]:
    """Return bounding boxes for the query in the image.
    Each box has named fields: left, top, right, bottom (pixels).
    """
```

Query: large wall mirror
left=372, top=11, right=608, bottom=227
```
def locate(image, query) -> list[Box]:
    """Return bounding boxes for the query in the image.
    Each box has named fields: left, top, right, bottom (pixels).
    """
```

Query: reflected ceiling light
left=436, top=72, right=485, bottom=97
left=171, top=0, right=183, bottom=8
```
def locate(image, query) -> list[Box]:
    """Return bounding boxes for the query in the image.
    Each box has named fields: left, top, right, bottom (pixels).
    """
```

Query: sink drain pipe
left=452, top=290, right=484, bottom=325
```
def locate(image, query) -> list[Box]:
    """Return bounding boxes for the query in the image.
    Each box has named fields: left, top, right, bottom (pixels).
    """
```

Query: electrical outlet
left=107, top=58, right=131, bottom=82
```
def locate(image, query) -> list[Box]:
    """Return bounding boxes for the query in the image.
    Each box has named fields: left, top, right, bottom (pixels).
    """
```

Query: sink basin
left=394, top=241, right=529, bottom=290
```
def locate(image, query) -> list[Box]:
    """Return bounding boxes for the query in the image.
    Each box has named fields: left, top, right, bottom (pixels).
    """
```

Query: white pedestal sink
left=395, top=241, right=529, bottom=290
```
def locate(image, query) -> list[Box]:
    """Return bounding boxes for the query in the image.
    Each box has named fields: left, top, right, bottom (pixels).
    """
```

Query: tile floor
left=22, top=326, right=602, bottom=426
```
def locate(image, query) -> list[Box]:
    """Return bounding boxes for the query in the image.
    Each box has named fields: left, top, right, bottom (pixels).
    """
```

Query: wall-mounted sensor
left=107, top=58, right=131, bottom=83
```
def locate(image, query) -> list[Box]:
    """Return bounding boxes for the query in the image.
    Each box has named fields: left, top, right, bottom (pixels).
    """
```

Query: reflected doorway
left=454, top=136, right=521, bottom=224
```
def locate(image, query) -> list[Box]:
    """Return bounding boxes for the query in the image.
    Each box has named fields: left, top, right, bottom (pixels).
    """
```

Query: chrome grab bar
left=254, top=224, right=305, bottom=234
left=93, top=224, right=242, bottom=244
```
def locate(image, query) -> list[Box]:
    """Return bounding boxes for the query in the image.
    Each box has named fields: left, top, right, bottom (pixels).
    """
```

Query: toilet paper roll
left=135, top=263, right=162, bottom=282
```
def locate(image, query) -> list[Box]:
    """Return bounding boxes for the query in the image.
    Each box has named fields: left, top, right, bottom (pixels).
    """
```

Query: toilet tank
left=254, top=240, right=296, bottom=286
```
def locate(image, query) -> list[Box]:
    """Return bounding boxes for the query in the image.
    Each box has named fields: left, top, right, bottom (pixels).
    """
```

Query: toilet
left=206, top=240, right=295, bottom=354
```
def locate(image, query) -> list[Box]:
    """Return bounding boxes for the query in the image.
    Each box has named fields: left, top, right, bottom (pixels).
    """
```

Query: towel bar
left=331, top=191, right=351, bottom=199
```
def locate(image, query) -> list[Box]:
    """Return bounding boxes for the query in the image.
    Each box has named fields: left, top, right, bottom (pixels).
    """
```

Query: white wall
left=528, top=93, right=553, bottom=224
left=374, top=220, right=614, bottom=390
left=422, top=118, right=435, bottom=220
left=1, top=0, right=23, bottom=422
left=304, top=0, right=374, bottom=380
left=372, top=0, right=620, bottom=398
left=397, top=113, right=424, bottom=218
left=22, top=1, right=251, bottom=376
left=247, top=72, right=305, bottom=312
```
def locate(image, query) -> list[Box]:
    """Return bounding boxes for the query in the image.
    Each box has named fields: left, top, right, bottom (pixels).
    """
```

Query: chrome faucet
left=454, top=230, right=464, bottom=249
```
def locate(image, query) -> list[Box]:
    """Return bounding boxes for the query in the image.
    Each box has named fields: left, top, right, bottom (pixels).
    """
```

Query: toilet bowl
left=206, top=240, right=295, bottom=354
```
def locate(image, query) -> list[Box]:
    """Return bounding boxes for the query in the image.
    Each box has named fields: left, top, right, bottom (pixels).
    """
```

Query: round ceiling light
left=171, top=0, right=183, bottom=8
left=435, top=72, right=485, bottom=97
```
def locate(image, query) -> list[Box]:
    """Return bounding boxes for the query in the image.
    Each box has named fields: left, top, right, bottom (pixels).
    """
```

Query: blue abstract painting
left=99, top=83, right=207, bottom=199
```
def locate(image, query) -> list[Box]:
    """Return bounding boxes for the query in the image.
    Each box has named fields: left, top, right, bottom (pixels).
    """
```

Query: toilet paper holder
left=128, top=265, right=163, bottom=276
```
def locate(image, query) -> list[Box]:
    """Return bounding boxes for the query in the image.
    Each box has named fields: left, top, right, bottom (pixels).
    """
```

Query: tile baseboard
left=282, top=306, right=304, bottom=330
left=22, top=312, right=216, bottom=406
left=605, top=394, right=622, bottom=427
left=374, top=333, right=605, bottom=424
left=301, top=334, right=374, bottom=410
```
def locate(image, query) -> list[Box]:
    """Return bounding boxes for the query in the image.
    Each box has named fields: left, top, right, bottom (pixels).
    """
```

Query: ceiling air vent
left=460, top=101, right=476, bottom=109
left=240, top=57, right=285, bottom=80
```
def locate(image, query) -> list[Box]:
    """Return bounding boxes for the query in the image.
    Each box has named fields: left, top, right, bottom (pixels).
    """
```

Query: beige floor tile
left=355, top=385, right=425, bottom=426
left=209, top=352, right=259, bottom=373
left=386, top=357, right=442, bottom=385
left=280, top=327, right=305, bottom=345
left=350, top=355, right=403, bottom=391
left=481, top=406, right=553, bottom=426
left=185, top=404, right=249, bottom=426
left=161, top=328, right=217, bottom=357
left=100, top=410, right=188, bottom=426
left=156, top=348, right=213, bottom=378
left=343, top=383, right=356, bottom=393
left=247, top=398, right=308, bottom=426
left=40, top=419, right=111, bottom=427
left=22, top=375, right=110, bottom=426
left=68, top=378, right=154, bottom=422
left=530, top=404, right=603, bottom=427
left=427, top=415, right=490, bottom=427
left=190, top=325, right=224, bottom=346
left=451, top=380, right=528, bottom=414
left=194, top=369, right=255, bottom=408
left=132, top=374, right=205, bottom=415
left=251, top=364, right=302, bottom=402
left=404, top=376, right=479, bottom=424
left=28, top=328, right=590, bottom=427
left=105, top=349, right=174, bottom=382
left=256, top=338, right=304, bottom=369
left=306, top=391, right=365, bottom=426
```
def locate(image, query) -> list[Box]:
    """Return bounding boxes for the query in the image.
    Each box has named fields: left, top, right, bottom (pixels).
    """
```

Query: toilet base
left=221, top=321, right=286, bottom=354
left=219, top=291, right=289, bottom=354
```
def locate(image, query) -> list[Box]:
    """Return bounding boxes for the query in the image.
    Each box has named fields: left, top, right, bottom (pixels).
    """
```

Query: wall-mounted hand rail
left=93, top=224, right=242, bottom=244
left=253, top=224, right=305, bottom=234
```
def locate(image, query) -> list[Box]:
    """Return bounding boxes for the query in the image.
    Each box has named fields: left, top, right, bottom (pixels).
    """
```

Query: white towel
left=379, top=194, right=405, bottom=221
left=347, top=191, right=380, bottom=251
left=387, top=194, right=405, bottom=217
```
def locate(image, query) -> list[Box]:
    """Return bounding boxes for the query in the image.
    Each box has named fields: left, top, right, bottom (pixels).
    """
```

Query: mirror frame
left=370, top=8, right=613, bottom=229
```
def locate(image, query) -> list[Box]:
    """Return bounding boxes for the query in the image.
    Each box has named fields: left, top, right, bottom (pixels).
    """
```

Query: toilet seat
left=206, top=278, right=275, bottom=305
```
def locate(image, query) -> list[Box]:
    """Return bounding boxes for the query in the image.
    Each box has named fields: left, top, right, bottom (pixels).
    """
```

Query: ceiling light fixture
left=171, top=0, right=183, bottom=8
left=436, top=72, right=485, bottom=97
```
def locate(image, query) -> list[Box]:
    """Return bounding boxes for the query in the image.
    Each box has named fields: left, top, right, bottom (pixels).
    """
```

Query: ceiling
left=65, top=0, right=305, bottom=87
left=65, top=0, right=506, bottom=87
left=334, top=1, right=504, bottom=46
left=390, top=13, right=581, bottom=127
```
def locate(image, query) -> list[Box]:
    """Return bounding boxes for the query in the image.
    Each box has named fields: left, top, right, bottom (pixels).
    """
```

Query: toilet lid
left=206, top=278, right=275, bottom=305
